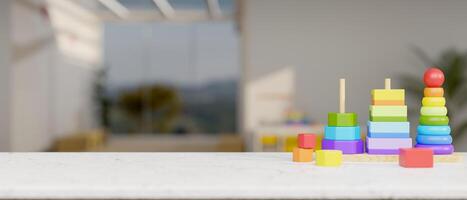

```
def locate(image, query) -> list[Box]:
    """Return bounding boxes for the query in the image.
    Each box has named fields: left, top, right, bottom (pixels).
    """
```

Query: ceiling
left=96, top=0, right=236, bottom=22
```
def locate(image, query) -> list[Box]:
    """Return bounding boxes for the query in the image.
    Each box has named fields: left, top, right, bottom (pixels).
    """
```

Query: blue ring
left=417, top=125, right=451, bottom=135
left=416, top=135, right=452, bottom=145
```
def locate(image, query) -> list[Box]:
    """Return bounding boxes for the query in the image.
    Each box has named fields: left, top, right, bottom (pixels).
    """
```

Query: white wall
left=241, top=0, right=467, bottom=150
left=47, top=0, right=102, bottom=138
left=244, top=67, right=295, bottom=131
left=0, top=1, right=12, bottom=151
left=7, top=0, right=101, bottom=151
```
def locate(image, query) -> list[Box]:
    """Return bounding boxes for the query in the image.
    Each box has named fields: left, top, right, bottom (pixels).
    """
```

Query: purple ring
left=322, top=139, right=364, bottom=154
left=415, top=144, right=454, bottom=155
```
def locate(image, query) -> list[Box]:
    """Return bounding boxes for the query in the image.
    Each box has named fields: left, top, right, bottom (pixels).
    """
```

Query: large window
left=103, top=21, right=239, bottom=134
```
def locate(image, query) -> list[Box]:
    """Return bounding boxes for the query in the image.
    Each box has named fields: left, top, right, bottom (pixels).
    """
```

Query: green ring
left=419, top=115, right=449, bottom=126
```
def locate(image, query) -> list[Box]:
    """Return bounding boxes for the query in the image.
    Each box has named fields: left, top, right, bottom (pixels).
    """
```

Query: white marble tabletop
left=0, top=153, right=466, bottom=199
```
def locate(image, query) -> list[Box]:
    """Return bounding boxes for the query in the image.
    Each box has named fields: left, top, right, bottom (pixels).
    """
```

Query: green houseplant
left=118, top=85, right=181, bottom=133
left=400, top=47, right=467, bottom=140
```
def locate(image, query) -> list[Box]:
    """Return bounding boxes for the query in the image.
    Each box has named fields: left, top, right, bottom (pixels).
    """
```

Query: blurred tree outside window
left=102, top=22, right=239, bottom=134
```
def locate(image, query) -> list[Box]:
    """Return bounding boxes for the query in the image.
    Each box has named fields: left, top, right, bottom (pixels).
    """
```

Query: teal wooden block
left=324, top=126, right=360, bottom=140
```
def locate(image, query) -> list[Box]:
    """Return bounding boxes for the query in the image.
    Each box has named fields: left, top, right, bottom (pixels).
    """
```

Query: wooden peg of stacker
left=339, top=78, right=345, bottom=113
left=385, top=78, right=391, bottom=90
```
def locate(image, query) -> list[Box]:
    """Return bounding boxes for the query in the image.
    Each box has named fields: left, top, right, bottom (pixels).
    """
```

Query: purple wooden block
left=366, top=137, right=412, bottom=149
left=415, top=144, right=454, bottom=155
left=322, top=139, right=364, bottom=154
left=366, top=148, right=400, bottom=155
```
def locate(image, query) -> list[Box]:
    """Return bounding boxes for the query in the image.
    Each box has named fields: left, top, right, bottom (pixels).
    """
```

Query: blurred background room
left=1, top=0, right=467, bottom=152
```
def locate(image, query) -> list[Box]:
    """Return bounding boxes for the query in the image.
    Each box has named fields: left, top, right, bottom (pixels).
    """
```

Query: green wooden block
left=369, top=105, right=407, bottom=117
left=370, top=116, right=407, bottom=122
left=328, top=112, right=357, bottom=127
left=420, top=115, right=449, bottom=126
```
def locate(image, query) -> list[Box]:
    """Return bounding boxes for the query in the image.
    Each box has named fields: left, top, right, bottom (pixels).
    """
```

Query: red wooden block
left=298, top=133, right=316, bottom=149
left=399, top=148, right=434, bottom=168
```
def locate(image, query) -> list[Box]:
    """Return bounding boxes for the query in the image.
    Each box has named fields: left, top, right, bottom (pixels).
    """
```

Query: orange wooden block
left=399, top=148, right=433, bottom=168
left=293, top=147, right=313, bottom=162
left=372, top=99, right=405, bottom=105
left=424, top=88, right=444, bottom=97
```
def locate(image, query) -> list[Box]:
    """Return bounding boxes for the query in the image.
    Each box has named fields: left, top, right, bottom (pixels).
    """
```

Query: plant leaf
left=453, top=120, right=467, bottom=138
left=397, top=74, right=424, bottom=100
left=451, top=85, right=467, bottom=108
left=411, top=46, right=436, bottom=68
left=438, top=49, right=467, bottom=98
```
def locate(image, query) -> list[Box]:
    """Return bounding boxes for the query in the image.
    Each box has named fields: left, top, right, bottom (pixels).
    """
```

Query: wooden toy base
left=343, top=153, right=462, bottom=163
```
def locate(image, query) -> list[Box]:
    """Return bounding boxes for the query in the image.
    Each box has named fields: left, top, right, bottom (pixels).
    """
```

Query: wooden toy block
left=367, top=121, right=409, bottom=134
left=372, top=89, right=405, bottom=101
left=293, top=147, right=313, bottom=162
left=342, top=153, right=462, bottom=163
left=366, top=137, right=412, bottom=149
left=370, top=116, right=407, bottom=122
left=285, top=145, right=295, bottom=152
left=328, top=112, right=357, bottom=127
left=316, top=150, right=342, bottom=167
left=416, top=135, right=452, bottom=145
left=420, top=106, right=447, bottom=116
left=261, top=135, right=277, bottom=146
left=417, top=125, right=451, bottom=136
left=424, top=87, right=444, bottom=97
left=370, top=105, right=407, bottom=117
left=321, top=139, right=363, bottom=154
left=371, top=99, right=404, bottom=105
left=324, top=126, right=360, bottom=140
left=315, top=134, right=323, bottom=150
left=399, top=148, right=433, bottom=168
left=419, top=115, right=449, bottom=126
left=422, top=97, right=445, bottom=107
left=366, top=148, right=401, bottom=154
left=369, top=105, right=407, bottom=122
left=284, top=136, right=297, bottom=152
left=415, top=144, right=454, bottom=155
left=298, top=133, right=316, bottom=149
left=368, top=132, right=410, bottom=138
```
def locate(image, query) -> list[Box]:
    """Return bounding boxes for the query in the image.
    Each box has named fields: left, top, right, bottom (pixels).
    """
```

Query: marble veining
left=0, top=153, right=466, bottom=199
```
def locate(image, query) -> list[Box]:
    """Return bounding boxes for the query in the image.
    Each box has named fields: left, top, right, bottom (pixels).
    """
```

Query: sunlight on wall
left=244, top=66, right=295, bottom=131
left=47, top=0, right=102, bottom=66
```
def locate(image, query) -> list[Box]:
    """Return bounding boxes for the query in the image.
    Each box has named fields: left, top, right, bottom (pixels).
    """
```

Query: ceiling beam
left=152, top=0, right=176, bottom=19
left=206, top=0, right=222, bottom=19
left=98, top=10, right=232, bottom=22
left=97, top=0, right=129, bottom=19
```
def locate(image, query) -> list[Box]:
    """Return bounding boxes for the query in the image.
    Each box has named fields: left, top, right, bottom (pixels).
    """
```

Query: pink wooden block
left=298, top=133, right=316, bottom=149
left=399, top=148, right=434, bottom=168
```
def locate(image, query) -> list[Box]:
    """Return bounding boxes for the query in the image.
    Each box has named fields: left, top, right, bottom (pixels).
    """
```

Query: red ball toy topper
left=424, top=67, right=445, bottom=87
